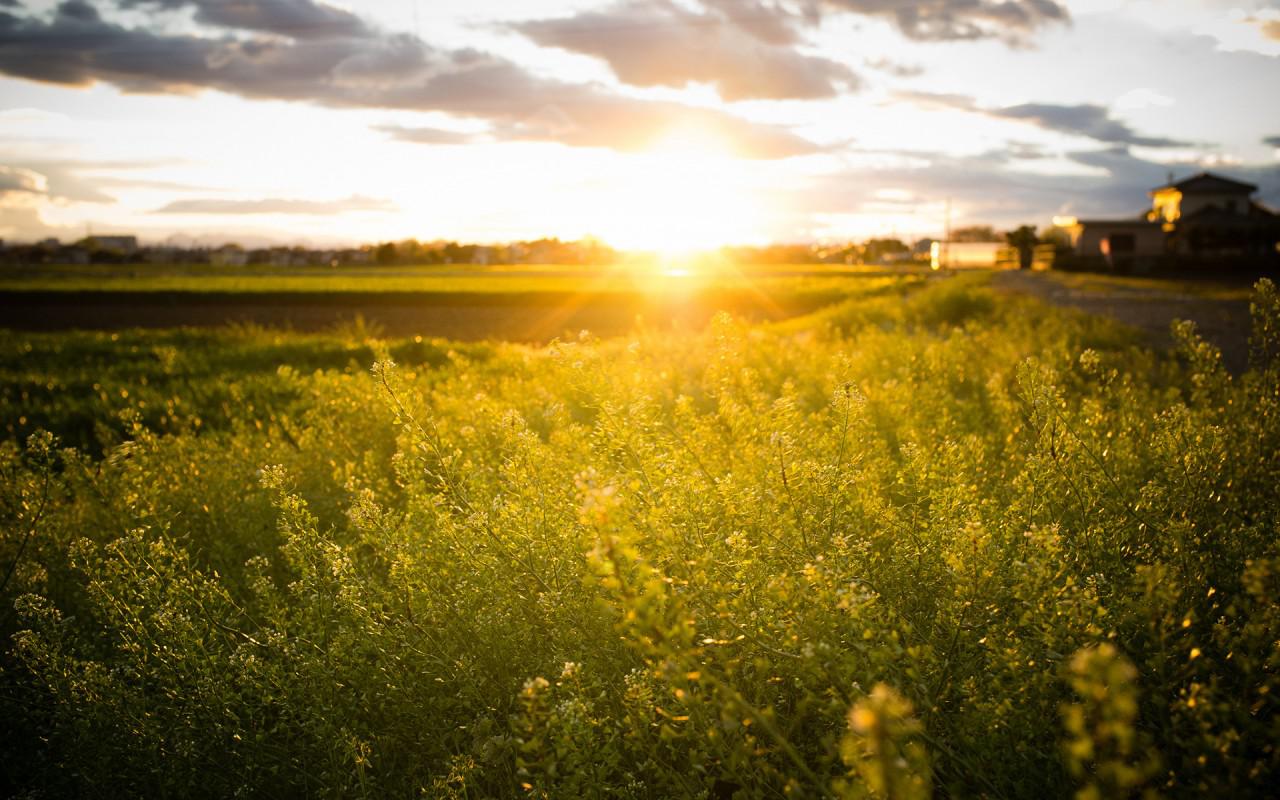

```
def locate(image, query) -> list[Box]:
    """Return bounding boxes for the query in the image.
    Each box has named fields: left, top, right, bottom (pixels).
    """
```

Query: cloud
left=1114, top=88, right=1173, bottom=111
left=0, top=2, right=441, bottom=95
left=994, top=103, right=1189, bottom=148
left=511, top=1, right=859, bottom=101
left=93, top=176, right=218, bottom=192
left=798, top=145, right=1280, bottom=230
left=700, top=0, right=809, bottom=46
left=155, top=195, right=396, bottom=214
left=0, top=1, right=821, bottom=159
left=864, top=58, right=924, bottom=78
left=118, top=0, right=372, bottom=40
left=0, top=166, right=63, bottom=242
left=0, top=159, right=199, bottom=204
left=375, top=125, right=478, bottom=145
left=900, top=92, right=1188, bottom=148
left=1265, top=135, right=1280, bottom=147
left=14, top=162, right=119, bottom=203
left=392, top=61, right=822, bottom=158
left=0, top=205, right=73, bottom=242
left=0, top=165, right=47, bottom=195
left=811, top=0, right=1068, bottom=42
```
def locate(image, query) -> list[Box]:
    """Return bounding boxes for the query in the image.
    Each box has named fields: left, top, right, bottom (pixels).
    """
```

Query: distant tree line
left=1, top=227, right=1072, bottom=268
left=370, top=237, right=618, bottom=266
left=0, top=237, right=621, bottom=268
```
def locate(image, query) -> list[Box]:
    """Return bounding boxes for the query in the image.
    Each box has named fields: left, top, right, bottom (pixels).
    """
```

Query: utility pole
left=943, top=198, right=952, bottom=269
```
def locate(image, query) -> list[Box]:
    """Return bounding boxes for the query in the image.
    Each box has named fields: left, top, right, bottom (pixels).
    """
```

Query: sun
left=592, top=124, right=769, bottom=255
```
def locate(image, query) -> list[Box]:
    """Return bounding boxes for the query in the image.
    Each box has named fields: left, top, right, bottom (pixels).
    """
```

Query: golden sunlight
left=592, top=124, right=770, bottom=254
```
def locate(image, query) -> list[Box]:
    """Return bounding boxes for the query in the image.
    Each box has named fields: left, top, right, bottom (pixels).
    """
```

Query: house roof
left=1076, top=213, right=1161, bottom=228
left=1178, top=202, right=1280, bottom=226
left=1150, top=172, right=1257, bottom=196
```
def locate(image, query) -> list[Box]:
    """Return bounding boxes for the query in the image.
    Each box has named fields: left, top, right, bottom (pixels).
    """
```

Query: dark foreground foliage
left=1, top=276, right=1277, bottom=798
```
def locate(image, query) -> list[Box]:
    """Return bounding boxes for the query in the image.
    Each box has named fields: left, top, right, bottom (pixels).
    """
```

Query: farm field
left=0, top=263, right=911, bottom=339
left=2, top=273, right=1279, bottom=797
left=0, top=262, right=916, bottom=293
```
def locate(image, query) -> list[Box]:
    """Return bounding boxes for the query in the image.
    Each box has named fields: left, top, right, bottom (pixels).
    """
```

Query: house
left=1066, top=217, right=1165, bottom=266
left=1153, top=174, right=1280, bottom=259
left=1149, top=173, right=1255, bottom=224
left=1066, top=172, right=1280, bottom=269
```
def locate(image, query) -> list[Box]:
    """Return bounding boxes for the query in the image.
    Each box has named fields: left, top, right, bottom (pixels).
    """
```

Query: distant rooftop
left=1150, top=172, right=1258, bottom=196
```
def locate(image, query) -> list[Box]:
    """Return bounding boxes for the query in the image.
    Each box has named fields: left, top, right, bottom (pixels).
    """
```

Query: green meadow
left=2, top=274, right=1277, bottom=797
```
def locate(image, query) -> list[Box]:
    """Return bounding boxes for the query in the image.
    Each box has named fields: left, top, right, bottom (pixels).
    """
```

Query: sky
left=0, top=0, right=1278, bottom=250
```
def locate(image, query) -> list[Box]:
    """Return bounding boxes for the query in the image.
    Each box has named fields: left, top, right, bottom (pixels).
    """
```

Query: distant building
left=931, top=241, right=1019, bottom=270
left=90, top=235, right=139, bottom=254
left=342, top=248, right=371, bottom=265
left=59, top=246, right=90, bottom=264
left=144, top=247, right=182, bottom=264
left=1065, top=172, right=1280, bottom=269
left=210, top=245, right=248, bottom=266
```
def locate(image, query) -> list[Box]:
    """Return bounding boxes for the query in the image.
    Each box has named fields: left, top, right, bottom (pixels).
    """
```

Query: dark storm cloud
left=117, top=0, right=372, bottom=40
left=512, top=0, right=859, bottom=101
left=155, top=195, right=395, bottom=214
left=0, top=1, right=821, bottom=159
left=900, top=92, right=1188, bottom=148
left=56, top=0, right=100, bottom=21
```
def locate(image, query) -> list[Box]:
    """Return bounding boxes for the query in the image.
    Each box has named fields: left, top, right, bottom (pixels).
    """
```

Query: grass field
left=0, top=262, right=915, bottom=294
left=0, top=263, right=919, bottom=340
left=2, top=273, right=1278, bottom=797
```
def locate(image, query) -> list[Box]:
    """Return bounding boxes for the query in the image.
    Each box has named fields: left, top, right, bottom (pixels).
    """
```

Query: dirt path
left=994, top=271, right=1255, bottom=372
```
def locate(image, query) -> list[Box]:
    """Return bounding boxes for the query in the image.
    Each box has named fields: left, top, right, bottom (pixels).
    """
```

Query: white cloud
left=1114, top=88, right=1174, bottom=111
left=0, top=165, right=49, bottom=195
